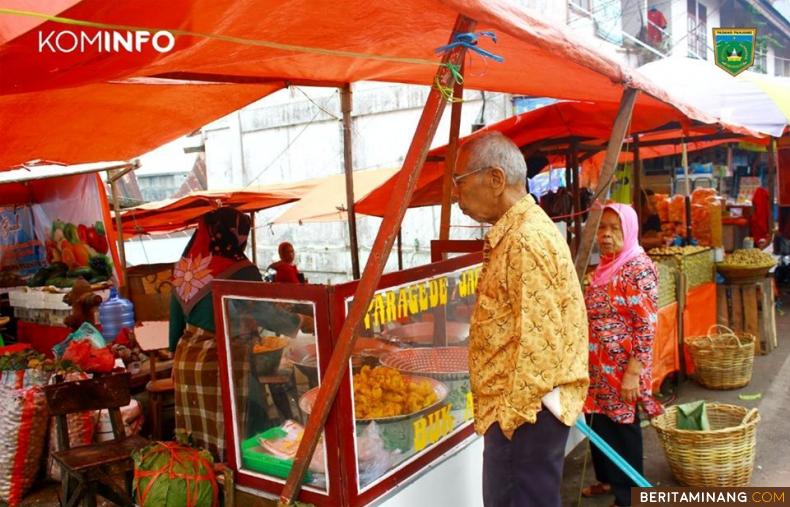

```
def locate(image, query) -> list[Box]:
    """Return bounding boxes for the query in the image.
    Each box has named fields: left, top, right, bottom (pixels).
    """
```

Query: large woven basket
left=651, top=403, right=760, bottom=487
left=650, top=247, right=714, bottom=289
left=686, top=325, right=755, bottom=390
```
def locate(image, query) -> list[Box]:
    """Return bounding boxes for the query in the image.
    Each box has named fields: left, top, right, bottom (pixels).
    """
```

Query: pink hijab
left=591, top=203, right=644, bottom=287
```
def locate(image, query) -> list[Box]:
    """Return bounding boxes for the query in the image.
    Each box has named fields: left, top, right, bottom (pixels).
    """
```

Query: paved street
left=562, top=290, right=790, bottom=506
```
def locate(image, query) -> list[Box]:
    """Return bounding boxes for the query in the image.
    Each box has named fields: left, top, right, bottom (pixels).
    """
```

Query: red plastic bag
left=62, top=340, right=92, bottom=367
left=84, top=348, right=115, bottom=373
left=62, top=340, right=115, bottom=373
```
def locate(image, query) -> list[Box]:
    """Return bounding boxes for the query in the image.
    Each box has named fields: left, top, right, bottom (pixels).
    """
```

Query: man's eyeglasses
left=452, top=166, right=491, bottom=186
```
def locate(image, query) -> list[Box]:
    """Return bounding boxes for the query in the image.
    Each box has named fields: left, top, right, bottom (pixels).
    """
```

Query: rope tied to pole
left=434, top=31, right=504, bottom=63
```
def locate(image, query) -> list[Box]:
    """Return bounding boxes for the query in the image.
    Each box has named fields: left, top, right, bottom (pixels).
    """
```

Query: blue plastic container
left=98, top=287, right=135, bottom=341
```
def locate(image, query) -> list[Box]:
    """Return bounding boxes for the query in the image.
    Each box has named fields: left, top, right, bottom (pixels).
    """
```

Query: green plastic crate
left=240, top=427, right=313, bottom=483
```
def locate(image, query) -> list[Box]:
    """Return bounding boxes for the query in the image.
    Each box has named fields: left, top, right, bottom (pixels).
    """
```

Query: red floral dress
left=584, top=253, right=663, bottom=423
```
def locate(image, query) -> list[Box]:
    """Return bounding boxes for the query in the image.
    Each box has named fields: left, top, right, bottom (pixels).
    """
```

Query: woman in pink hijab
left=581, top=203, right=663, bottom=507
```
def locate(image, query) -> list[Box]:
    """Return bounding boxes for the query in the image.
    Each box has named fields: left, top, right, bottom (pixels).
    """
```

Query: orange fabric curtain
left=652, top=302, right=679, bottom=392
left=682, top=282, right=718, bottom=374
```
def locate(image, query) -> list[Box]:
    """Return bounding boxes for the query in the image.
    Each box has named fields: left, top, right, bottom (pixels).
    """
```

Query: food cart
left=213, top=250, right=481, bottom=506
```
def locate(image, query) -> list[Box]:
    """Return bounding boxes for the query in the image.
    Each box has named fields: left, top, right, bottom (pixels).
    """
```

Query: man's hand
left=621, top=371, right=639, bottom=403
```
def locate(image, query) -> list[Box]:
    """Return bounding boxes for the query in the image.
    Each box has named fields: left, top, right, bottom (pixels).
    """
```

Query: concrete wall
left=202, top=84, right=508, bottom=283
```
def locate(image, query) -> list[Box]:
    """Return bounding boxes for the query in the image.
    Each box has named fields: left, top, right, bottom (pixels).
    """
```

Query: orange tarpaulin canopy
left=356, top=101, right=759, bottom=216
left=119, top=178, right=320, bottom=235
left=272, top=167, right=400, bottom=224
left=0, top=0, right=752, bottom=170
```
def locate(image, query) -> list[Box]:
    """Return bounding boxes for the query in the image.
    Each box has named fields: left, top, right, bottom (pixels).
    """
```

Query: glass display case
left=213, top=251, right=482, bottom=506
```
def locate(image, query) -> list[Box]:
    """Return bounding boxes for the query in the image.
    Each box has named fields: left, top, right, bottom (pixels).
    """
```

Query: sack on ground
left=0, top=384, right=49, bottom=506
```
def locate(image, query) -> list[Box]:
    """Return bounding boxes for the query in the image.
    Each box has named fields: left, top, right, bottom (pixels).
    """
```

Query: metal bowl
left=380, top=321, right=469, bottom=347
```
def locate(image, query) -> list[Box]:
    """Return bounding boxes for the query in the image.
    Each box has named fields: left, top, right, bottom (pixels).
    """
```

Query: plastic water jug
left=99, top=287, right=135, bottom=341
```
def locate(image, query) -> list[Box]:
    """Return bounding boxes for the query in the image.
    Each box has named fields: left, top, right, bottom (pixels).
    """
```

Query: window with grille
left=687, top=0, right=707, bottom=60
left=754, top=40, right=767, bottom=74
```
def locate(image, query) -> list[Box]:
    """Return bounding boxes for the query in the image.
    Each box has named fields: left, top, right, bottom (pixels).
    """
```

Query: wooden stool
left=258, top=368, right=300, bottom=424
left=145, top=377, right=174, bottom=440
left=717, top=278, right=778, bottom=355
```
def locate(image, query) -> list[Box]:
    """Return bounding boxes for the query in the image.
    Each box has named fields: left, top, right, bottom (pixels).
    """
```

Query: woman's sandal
left=581, top=483, right=612, bottom=497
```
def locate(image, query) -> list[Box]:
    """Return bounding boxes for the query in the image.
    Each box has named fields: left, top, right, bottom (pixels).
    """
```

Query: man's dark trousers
left=482, top=409, right=569, bottom=507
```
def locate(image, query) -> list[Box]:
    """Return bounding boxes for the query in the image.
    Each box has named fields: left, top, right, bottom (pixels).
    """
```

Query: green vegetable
left=89, top=255, right=113, bottom=277
left=738, top=393, right=762, bottom=401
left=95, top=221, right=106, bottom=236
left=64, top=223, right=79, bottom=244
left=67, top=267, right=94, bottom=279
left=45, top=276, right=78, bottom=288
left=27, top=262, right=69, bottom=287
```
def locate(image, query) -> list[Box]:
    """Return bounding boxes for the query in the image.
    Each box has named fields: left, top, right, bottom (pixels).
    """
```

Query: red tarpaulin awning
left=0, top=0, right=755, bottom=170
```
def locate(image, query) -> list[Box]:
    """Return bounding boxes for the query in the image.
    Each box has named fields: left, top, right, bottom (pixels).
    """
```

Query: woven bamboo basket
left=686, top=325, right=755, bottom=390
left=650, top=247, right=714, bottom=289
left=651, top=403, right=760, bottom=487
left=657, top=263, right=677, bottom=308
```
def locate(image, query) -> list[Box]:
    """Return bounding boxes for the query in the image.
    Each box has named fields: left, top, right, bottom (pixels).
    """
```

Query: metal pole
left=682, top=140, right=693, bottom=244
left=439, top=61, right=465, bottom=242
left=109, top=174, right=128, bottom=296
left=249, top=212, right=258, bottom=266
left=768, top=138, right=778, bottom=240
left=571, top=141, right=582, bottom=256
left=341, top=84, right=361, bottom=279
left=632, top=133, right=642, bottom=232
left=280, top=15, right=477, bottom=505
left=397, top=229, right=403, bottom=271
left=574, top=88, right=639, bottom=281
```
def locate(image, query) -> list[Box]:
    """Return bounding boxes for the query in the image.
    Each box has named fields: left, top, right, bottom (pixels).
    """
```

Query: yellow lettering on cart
left=407, top=286, right=419, bottom=314
left=412, top=405, right=454, bottom=451
left=362, top=276, right=454, bottom=329
left=464, top=391, right=474, bottom=421
left=418, top=283, right=429, bottom=312
left=429, top=279, right=440, bottom=307
left=385, top=290, right=397, bottom=323
left=413, top=417, right=428, bottom=451
left=397, top=288, right=409, bottom=319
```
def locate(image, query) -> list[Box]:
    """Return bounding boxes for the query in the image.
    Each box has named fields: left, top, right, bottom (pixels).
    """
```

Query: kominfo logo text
left=38, top=30, right=176, bottom=53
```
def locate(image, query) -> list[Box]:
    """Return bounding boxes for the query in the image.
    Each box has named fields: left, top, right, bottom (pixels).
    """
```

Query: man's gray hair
left=459, top=131, right=527, bottom=186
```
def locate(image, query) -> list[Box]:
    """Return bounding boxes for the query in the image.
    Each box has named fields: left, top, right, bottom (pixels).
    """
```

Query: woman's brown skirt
left=173, top=325, right=248, bottom=462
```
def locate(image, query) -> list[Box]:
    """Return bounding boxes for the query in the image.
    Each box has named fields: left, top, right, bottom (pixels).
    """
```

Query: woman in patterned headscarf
left=169, top=207, right=309, bottom=460
left=582, top=203, right=663, bottom=507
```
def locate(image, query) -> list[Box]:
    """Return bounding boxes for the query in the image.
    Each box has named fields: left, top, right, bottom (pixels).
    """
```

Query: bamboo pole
left=574, top=88, right=639, bottom=281
left=279, top=15, right=477, bottom=505
left=439, top=61, right=465, bottom=243
left=341, top=84, right=361, bottom=280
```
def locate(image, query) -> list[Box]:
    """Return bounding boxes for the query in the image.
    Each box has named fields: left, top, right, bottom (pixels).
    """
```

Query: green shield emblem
left=713, top=28, right=756, bottom=76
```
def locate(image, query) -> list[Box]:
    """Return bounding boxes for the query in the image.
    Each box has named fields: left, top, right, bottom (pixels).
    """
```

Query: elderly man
left=453, top=132, right=589, bottom=507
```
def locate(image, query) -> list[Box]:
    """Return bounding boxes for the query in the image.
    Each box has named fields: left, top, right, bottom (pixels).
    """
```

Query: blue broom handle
left=575, top=417, right=653, bottom=488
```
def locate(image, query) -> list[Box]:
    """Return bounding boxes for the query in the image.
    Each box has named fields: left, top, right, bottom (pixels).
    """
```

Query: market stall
left=0, top=162, right=125, bottom=354
left=1, top=1, right=770, bottom=504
